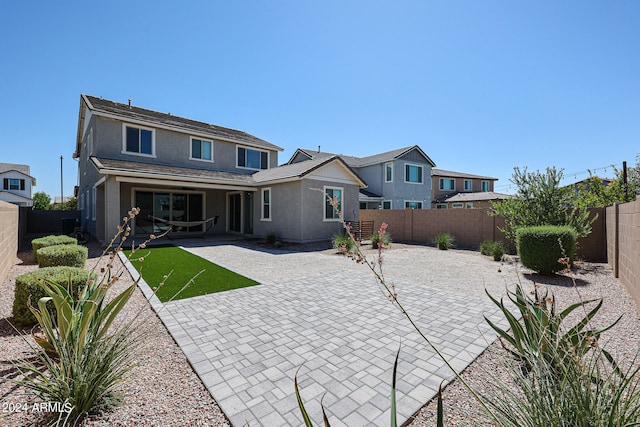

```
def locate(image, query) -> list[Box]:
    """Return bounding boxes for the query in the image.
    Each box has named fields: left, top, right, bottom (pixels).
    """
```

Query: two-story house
left=74, top=95, right=365, bottom=243
left=0, top=163, right=36, bottom=207
left=431, top=168, right=506, bottom=208
left=288, top=146, right=436, bottom=211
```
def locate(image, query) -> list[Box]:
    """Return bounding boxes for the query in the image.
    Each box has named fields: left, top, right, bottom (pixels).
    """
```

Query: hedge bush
left=516, top=225, right=578, bottom=274
left=31, top=235, right=77, bottom=263
left=12, top=266, right=96, bottom=326
left=37, top=244, right=88, bottom=268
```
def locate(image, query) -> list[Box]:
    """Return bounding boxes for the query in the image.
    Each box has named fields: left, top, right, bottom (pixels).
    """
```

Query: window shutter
left=20, top=179, right=25, bottom=190
left=3, top=178, right=7, bottom=190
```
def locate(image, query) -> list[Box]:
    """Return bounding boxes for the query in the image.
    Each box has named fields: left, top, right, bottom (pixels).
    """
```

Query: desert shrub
left=480, top=240, right=505, bottom=261
left=370, top=230, right=392, bottom=249
left=332, top=233, right=356, bottom=254
left=31, top=235, right=77, bottom=263
left=435, top=233, right=455, bottom=250
left=37, top=244, right=88, bottom=268
left=516, top=226, right=577, bottom=274
left=265, top=232, right=277, bottom=245
left=12, top=266, right=96, bottom=326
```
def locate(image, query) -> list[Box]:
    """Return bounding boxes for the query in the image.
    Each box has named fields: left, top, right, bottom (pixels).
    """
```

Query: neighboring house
left=431, top=168, right=498, bottom=208
left=74, top=95, right=365, bottom=243
left=0, top=163, right=36, bottom=207
left=288, top=146, right=436, bottom=210
left=438, top=191, right=512, bottom=209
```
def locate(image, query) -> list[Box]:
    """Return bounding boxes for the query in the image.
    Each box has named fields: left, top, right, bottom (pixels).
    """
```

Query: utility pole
left=60, top=155, right=64, bottom=206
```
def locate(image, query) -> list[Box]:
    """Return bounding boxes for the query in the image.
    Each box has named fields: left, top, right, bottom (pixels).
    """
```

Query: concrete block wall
left=607, top=198, right=640, bottom=312
left=0, top=201, right=18, bottom=286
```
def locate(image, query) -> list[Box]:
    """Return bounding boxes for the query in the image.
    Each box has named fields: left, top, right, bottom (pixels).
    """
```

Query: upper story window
left=404, top=164, right=423, bottom=184
left=464, top=179, right=473, bottom=191
left=385, top=162, right=393, bottom=182
left=191, top=137, right=213, bottom=162
left=439, top=178, right=455, bottom=191
left=237, top=146, right=268, bottom=170
left=324, top=186, right=342, bottom=221
left=8, top=178, right=22, bottom=191
left=482, top=181, right=490, bottom=192
left=436, top=203, right=448, bottom=209
left=452, top=202, right=464, bottom=209
left=123, top=124, right=155, bottom=156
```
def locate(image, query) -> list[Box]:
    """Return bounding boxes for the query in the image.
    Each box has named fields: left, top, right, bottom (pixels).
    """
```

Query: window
left=191, top=137, right=213, bottom=161
left=464, top=179, right=473, bottom=191
left=92, top=186, right=97, bottom=221
left=237, top=146, right=268, bottom=170
left=382, top=200, right=391, bottom=209
left=86, top=190, right=90, bottom=219
left=7, top=178, right=23, bottom=191
left=482, top=181, right=490, bottom=192
left=404, top=164, right=423, bottom=183
left=405, top=201, right=423, bottom=209
left=452, top=202, right=464, bottom=209
left=123, top=124, right=154, bottom=156
left=466, top=203, right=474, bottom=209
left=261, top=188, right=271, bottom=221
left=439, top=178, right=455, bottom=191
left=385, top=162, right=393, bottom=182
left=324, top=187, right=342, bottom=221
left=436, top=204, right=448, bottom=209
left=134, top=190, right=204, bottom=234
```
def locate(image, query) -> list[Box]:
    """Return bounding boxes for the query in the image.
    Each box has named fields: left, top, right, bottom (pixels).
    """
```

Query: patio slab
left=123, top=242, right=512, bottom=426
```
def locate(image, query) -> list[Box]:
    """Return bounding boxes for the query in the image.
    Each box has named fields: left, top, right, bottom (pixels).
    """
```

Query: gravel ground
left=1, top=239, right=638, bottom=426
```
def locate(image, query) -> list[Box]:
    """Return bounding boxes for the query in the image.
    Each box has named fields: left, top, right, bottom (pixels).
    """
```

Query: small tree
left=490, top=167, right=595, bottom=242
left=32, top=191, right=51, bottom=210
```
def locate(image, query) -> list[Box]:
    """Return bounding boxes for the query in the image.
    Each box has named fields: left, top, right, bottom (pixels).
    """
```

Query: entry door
left=229, top=193, right=242, bottom=233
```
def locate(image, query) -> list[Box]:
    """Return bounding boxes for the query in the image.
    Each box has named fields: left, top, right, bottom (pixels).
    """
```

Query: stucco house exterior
left=288, top=146, right=436, bottom=210
left=74, top=95, right=364, bottom=243
left=431, top=168, right=499, bottom=208
left=0, top=163, right=36, bottom=207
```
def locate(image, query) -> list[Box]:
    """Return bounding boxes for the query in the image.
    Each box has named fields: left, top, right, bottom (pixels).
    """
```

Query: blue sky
left=1, top=1, right=638, bottom=199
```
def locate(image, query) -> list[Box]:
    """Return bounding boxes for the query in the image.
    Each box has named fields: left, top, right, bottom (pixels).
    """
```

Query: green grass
left=124, top=245, right=259, bottom=302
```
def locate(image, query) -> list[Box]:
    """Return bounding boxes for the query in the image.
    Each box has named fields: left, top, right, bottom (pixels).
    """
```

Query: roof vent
left=318, top=145, right=321, bottom=152
left=128, top=98, right=132, bottom=109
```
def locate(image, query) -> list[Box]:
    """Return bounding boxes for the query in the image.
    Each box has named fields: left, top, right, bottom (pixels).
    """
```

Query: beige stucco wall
left=0, top=201, right=18, bottom=286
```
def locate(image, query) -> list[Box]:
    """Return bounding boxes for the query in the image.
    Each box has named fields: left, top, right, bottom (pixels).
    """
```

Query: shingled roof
left=81, top=95, right=282, bottom=152
left=253, top=156, right=366, bottom=186
left=289, top=145, right=435, bottom=167
left=432, top=168, right=497, bottom=181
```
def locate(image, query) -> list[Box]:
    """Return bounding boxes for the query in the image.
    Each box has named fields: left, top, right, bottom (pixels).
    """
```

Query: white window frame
left=439, top=178, right=455, bottom=191
left=452, top=202, right=464, bottom=209
left=464, top=179, right=473, bottom=191
left=190, top=137, right=214, bottom=162
left=236, top=145, right=269, bottom=170
left=382, top=200, right=392, bottom=209
left=385, top=162, right=393, bottom=183
left=86, top=190, right=90, bottom=219
left=466, top=202, right=474, bottom=209
left=404, top=163, right=423, bottom=184
left=122, top=123, right=156, bottom=158
left=91, top=186, right=97, bottom=221
left=8, top=178, right=21, bottom=191
left=404, top=200, right=423, bottom=209
left=481, top=180, right=490, bottom=192
left=436, top=203, right=448, bottom=209
left=261, top=187, right=271, bottom=221
left=323, top=186, right=343, bottom=222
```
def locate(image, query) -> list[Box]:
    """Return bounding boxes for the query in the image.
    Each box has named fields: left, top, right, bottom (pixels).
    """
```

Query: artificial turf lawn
left=124, top=245, right=259, bottom=302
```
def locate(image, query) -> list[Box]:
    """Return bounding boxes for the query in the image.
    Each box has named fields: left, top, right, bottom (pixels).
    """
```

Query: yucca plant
left=435, top=233, right=455, bottom=250
left=484, top=283, right=621, bottom=376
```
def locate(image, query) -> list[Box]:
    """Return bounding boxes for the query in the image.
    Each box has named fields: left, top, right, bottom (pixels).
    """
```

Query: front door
left=228, top=193, right=242, bottom=233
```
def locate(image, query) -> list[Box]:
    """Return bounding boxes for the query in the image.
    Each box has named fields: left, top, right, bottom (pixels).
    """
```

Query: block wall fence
left=606, top=197, right=640, bottom=313
left=0, top=201, right=18, bottom=286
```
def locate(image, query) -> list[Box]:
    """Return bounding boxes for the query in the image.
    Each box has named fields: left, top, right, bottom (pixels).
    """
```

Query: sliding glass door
left=134, top=190, right=204, bottom=235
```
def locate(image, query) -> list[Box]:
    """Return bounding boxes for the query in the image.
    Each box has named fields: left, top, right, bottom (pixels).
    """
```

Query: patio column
left=103, top=176, right=121, bottom=243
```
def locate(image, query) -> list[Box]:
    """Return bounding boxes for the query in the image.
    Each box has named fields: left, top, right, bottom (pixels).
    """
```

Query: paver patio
left=122, top=241, right=512, bottom=426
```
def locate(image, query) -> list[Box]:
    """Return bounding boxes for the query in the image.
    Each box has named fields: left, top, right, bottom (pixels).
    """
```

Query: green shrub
left=12, top=266, right=96, bottom=326
left=332, top=233, right=356, bottom=254
left=516, top=226, right=577, bottom=274
left=37, top=244, right=87, bottom=268
left=435, top=233, right=455, bottom=250
left=480, top=240, right=505, bottom=261
left=31, top=235, right=77, bottom=263
left=370, top=231, right=392, bottom=249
